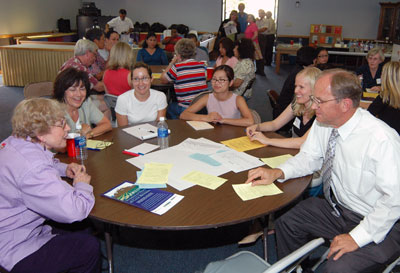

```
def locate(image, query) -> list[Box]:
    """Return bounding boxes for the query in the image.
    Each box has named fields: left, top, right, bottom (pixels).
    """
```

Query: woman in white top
left=115, top=62, right=167, bottom=126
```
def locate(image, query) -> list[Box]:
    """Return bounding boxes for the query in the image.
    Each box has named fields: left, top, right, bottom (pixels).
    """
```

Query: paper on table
left=186, top=120, right=214, bottom=130
left=363, top=91, right=379, bottom=98
left=221, top=136, right=266, bottom=152
left=261, top=154, right=293, bottom=169
left=126, top=143, right=160, bottom=155
left=86, top=139, right=113, bottom=150
left=232, top=183, right=283, bottom=201
left=181, top=170, right=227, bottom=190
left=123, top=123, right=170, bottom=140
left=135, top=171, right=166, bottom=189
left=152, top=73, right=161, bottom=79
left=211, top=149, right=264, bottom=173
left=126, top=138, right=230, bottom=191
left=137, top=162, right=173, bottom=184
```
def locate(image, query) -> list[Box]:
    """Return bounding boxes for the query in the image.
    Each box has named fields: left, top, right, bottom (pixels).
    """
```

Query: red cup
left=66, top=133, right=80, bottom=157
left=290, top=40, right=294, bottom=45
left=207, top=67, right=214, bottom=81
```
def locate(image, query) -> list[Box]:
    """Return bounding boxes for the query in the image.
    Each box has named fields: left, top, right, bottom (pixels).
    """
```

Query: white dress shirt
left=107, top=16, right=133, bottom=34
left=278, top=108, right=400, bottom=248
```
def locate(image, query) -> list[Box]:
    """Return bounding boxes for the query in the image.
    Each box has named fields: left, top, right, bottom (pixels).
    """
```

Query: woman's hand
left=248, top=131, right=270, bottom=145
left=73, top=167, right=91, bottom=185
left=207, top=112, right=222, bottom=123
left=370, top=86, right=381, bottom=92
left=66, top=163, right=84, bottom=179
left=81, top=124, right=92, bottom=137
left=246, top=124, right=259, bottom=137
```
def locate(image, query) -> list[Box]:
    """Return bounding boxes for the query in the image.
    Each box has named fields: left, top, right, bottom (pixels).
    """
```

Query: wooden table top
left=58, top=120, right=311, bottom=230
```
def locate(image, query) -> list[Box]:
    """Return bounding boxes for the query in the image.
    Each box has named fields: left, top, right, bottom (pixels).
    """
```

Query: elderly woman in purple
left=0, top=98, right=100, bottom=273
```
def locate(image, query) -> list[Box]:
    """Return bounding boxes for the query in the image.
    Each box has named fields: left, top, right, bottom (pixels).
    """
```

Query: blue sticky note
left=189, top=153, right=222, bottom=166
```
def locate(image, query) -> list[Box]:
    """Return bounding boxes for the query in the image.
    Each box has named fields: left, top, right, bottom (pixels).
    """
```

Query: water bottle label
left=76, top=136, right=86, bottom=148
left=158, top=128, right=168, bottom=138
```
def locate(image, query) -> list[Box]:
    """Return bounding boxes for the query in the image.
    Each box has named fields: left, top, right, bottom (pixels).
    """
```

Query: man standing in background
left=237, top=3, right=247, bottom=39
left=258, top=10, right=275, bottom=66
left=105, top=9, right=134, bottom=43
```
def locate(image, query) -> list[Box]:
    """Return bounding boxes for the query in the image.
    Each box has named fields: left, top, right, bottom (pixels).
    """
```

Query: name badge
left=376, top=78, right=381, bottom=84
left=293, top=117, right=301, bottom=129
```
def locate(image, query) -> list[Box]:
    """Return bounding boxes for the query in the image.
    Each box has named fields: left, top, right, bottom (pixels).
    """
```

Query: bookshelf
left=309, top=24, right=342, bottom=47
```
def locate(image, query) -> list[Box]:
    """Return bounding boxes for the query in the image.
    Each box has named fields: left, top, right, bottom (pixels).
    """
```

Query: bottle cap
left=160, top=117, right=165, bottom=121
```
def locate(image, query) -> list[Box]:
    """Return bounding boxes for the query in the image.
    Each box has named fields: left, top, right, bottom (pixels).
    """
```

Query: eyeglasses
left=211, top=78, right=229, bottom=83
left=54, top=119, right=67, bottom=129
left=133, top=77, right=151, bottom=83
left=309, top=95, right=339, bottom=107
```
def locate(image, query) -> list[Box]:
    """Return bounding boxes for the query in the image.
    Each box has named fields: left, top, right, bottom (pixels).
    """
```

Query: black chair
left=266, top=89, right=279, bottom=110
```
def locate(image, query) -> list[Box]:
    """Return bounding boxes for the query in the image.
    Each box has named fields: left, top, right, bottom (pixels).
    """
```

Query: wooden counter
left=0, top=44, right=74, bottom=86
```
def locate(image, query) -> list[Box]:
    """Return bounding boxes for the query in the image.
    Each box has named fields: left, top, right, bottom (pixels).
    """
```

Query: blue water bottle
left=157, top=117, right=169, bottom=149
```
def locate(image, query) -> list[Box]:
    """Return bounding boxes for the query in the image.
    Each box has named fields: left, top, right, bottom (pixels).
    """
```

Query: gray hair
left=174, top=38, right=196, bottom=60
left=366, top=48, right=385, bottom=62
left=74, top=39, right=98, bottom=56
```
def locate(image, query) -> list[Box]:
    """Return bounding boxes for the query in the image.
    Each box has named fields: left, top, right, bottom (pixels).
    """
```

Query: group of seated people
left=2, top=24, right=400, bottom=271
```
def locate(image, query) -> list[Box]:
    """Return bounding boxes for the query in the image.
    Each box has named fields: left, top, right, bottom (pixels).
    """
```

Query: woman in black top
left=368, top=61, right=400, bottom=134
left=356, top=48, right=385, bottom=91
left=246, top=67, right=321, bottom=149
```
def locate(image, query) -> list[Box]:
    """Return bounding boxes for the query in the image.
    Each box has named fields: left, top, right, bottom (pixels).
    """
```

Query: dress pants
left=275, top=197, right=400, bottom=273
left=264, top=34, right=275, bottom=66
left=258, top=34, right=267, bottom=63
left=10, top=231, right=101, bottom=273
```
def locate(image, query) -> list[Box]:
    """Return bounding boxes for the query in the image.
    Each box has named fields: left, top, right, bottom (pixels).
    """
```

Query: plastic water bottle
left=75, top=122, right=88, bottom=160
left=75, top=135, right=88, bottom=160
left=157, top=117, right=169, bottom=149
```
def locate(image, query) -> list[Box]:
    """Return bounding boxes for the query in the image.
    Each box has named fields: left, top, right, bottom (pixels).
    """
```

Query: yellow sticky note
left=86, top=140, right=113, bottom=150
left=137, top=162, right=173, bottom=184
left=181, top=171, right=227, bottom=190
left=152, top=73, right=162, bottom=79
left=221, top=136, right=266, bottom=152
left=363, top=92, right=379, bottom=98
left=261, top=154, right=293, bottom=169
left=232, top=183, right=283, bottom=201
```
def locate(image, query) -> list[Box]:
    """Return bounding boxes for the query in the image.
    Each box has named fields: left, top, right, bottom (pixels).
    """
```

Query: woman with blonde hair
left=368, top=61, right=400, bottom=134
left=103, top=41, right=133, bottom=96
left=246, top=66, right=322, bottom=148
left=0, top=98, right=100, bottom=272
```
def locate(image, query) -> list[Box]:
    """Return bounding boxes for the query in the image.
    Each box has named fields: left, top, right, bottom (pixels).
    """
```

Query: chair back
left=23, top=82, right=53, bottom=99
left=249, top=109, right=261, bottom=124
left=104, top=94, right=118, bottom=121
left=190, top=91, right=212, bottom=106
left=240, top=77, right=256, bottom=97
left=203, top=237, right=325, bottom=273
left=267, top=89, right=279, bottom=110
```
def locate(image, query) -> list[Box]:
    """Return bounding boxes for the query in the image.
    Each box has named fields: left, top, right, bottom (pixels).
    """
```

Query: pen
left=138, top=128, right=155, bottom=133
left=87, top=148, right=101, bottom=151
left=123, top=150, right=140, bottom=157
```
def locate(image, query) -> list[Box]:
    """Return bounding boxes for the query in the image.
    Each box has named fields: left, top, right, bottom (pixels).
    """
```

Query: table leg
left=104, top=226, right=114, bottom=273
left=275, top=52, right=281, bottom=74
left=261, top=215, right=270, bottom=261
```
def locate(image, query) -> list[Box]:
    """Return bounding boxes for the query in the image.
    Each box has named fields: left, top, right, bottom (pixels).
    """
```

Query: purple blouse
left=0, top=136, right=95, bottom=271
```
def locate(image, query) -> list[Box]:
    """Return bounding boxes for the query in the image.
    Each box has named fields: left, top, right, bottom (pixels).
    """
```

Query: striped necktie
left=321, top=128, right=340, bottom=217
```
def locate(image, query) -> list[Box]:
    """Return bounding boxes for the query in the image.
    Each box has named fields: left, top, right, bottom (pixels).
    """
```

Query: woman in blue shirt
left=137, top=32, right=168, bottom=65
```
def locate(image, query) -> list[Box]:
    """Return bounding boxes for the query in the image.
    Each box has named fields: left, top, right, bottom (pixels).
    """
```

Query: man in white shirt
left=256, top=10, right=275, bottom=66
left=105, top=9, right=133, bottom=43
left=246, top=69, right=400, bottom=272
